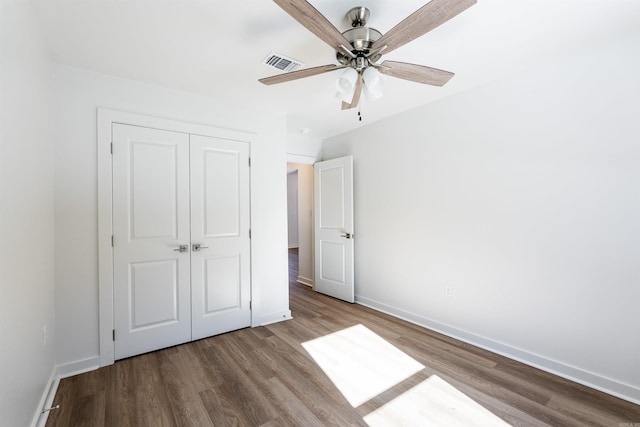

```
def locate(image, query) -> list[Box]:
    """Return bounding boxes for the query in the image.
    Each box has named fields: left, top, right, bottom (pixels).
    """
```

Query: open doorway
left=287, top=169, right=300, bottom=286
left=287, top=170, right=299, bottom=249
left=287, top=163, right=314, bottom=288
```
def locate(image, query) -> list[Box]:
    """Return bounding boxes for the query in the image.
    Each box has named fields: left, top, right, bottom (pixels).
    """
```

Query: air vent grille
left=262, top=52, right=304, bottom=72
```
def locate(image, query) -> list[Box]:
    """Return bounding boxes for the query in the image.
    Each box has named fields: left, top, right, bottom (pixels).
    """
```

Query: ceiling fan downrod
left=347, top=6, right=369, bottom=27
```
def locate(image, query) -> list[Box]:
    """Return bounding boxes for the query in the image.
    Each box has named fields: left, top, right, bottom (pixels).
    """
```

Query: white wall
left=287, top=130, right=322, bottom=164
left=0, top=1, right=55, bottom=426
left=323, top=29, right=640, bottom=403
left=287, top=162, right=314, bottom=286
left=53, top=64, right=290, bottom=369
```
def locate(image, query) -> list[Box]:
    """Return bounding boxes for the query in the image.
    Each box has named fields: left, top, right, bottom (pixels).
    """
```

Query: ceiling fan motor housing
left=336, top=7, right=382, bottom=68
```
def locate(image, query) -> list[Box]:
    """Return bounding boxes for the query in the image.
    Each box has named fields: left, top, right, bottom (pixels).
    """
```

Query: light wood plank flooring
left=46, top=249, right=640, bottom=426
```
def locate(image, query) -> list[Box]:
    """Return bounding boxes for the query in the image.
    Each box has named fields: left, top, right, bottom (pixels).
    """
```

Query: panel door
left=190, top=134, right=251, bottom=340
left=314, top=155, right=355, bottom=302
left=112, top=124, right=192, bottom=359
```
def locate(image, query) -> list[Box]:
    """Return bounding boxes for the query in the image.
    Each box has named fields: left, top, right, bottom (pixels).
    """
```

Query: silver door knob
left=173, top=244, right=188, bottom=253
left=340, top=233, right=353, bottom=239
left=192, top=243, right=209, bottom=252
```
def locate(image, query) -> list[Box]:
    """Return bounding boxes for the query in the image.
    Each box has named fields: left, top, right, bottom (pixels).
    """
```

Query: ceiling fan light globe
left=363, top=67, right=384, bottom=102
left=336, top=67, right=358, bottom=102
left=363, top=83, right=383, bottom=102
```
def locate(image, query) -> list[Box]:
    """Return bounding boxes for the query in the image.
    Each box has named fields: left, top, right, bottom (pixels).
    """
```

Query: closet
left=111, top=123, right=251, bottom=359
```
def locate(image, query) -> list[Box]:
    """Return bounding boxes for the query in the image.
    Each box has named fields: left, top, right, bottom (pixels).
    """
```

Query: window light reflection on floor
left=302, top=324, right=425, bottom=407
left=364, top=375, right=511, bottom=427
left=302, top=324, right=511, bottom=426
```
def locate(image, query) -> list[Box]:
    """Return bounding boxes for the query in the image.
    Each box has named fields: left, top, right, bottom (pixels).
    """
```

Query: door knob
left=192, top=243, right=209, bottom=252
left=340, top=233, right=353, bottom=239
left=173, top=244, right=189, bottom=253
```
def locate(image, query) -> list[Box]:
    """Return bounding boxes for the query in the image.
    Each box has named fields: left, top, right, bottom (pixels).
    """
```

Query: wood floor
left=46, top=249, right=640, bottom=426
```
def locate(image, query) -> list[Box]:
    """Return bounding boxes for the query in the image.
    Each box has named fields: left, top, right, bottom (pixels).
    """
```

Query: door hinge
left=248, top=157, right=251, bottom=167
left=248, top=229, right=251, bottom=239
left=112, top=329, right=115, bottom=341
left=111, top=235, right=114, bottom=247
left=249, top=301, right=252, bottom=310
left=110, top=142, right=113, bottom=154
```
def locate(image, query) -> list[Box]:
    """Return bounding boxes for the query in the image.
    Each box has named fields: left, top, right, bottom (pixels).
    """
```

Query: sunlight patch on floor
left=364, top=375, right=512, bottom=427
left=302, top=324, right=424, bottom=407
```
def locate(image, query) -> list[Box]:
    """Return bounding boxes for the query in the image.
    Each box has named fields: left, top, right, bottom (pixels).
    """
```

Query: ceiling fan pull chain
left=358, top=104, right=362, bottom=122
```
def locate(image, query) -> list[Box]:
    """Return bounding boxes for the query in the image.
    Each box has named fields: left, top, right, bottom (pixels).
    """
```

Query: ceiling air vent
left=262, top=52, right=304, bottom=72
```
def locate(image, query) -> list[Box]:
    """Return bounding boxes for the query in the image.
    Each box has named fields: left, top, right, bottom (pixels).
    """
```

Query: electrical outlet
left=42, top=324, right=47, bottom=346
left=445, top=286, right=453, bottom=297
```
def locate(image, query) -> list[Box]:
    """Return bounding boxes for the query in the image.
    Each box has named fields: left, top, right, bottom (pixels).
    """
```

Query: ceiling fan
left=259, top=0, right=477, bottom=110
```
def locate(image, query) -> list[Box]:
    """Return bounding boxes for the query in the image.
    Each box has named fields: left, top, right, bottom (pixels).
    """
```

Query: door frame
left=97, top=108, right=254, bottom=367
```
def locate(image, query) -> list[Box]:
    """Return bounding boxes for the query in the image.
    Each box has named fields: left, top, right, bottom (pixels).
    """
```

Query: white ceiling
left=32, top=0, right=640, bottom=139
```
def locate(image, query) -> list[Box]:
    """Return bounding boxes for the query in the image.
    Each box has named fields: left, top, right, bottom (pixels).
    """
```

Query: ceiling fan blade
left=273, top=0, right=353, bottom=51
left=342, top=73, right=363, bottom=110
left=379, top=61, right=454, bottom=86
left=259, top=64, right=342, bottom=85
left=372, top=0, right=476, bottom=54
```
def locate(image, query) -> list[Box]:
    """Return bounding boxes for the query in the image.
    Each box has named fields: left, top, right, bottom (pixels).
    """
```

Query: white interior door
left=314, top=156, right=354, bottom=302
left=113, top=124, right=192, bottom=359
left=190, top=135, right=251, bottom=340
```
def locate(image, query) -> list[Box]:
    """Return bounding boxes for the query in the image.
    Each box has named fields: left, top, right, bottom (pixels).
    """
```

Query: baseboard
left=30, top=357, right=101, bottom=427
left=296, top=276, right=313, bottom=287
left=355, top=295, right=640, bottom=405
left=56, top=356, right=101, bottom=379
left=31, top=367, right=59, bottom=427
left=255, top=310, right=293, bottom=326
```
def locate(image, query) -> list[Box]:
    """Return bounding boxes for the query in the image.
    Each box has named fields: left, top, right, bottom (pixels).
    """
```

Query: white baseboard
left=255, top=310, right=293, bottom=326
left=296, top=276, right=313, bottom=287
left=31, top=367, right=59, bottom=427
left=31, top=356, right=102, bottom=426
left=30, top=356, right=101, bottom=427
left=56, top=356, right=101, bottom=379
left=355, top=295, right=640, bottom=405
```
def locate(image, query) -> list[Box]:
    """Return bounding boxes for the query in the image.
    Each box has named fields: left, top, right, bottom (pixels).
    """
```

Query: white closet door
left=112, top=124, right=192, bottom=359
left=190, top=135, right=251, bottom=340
